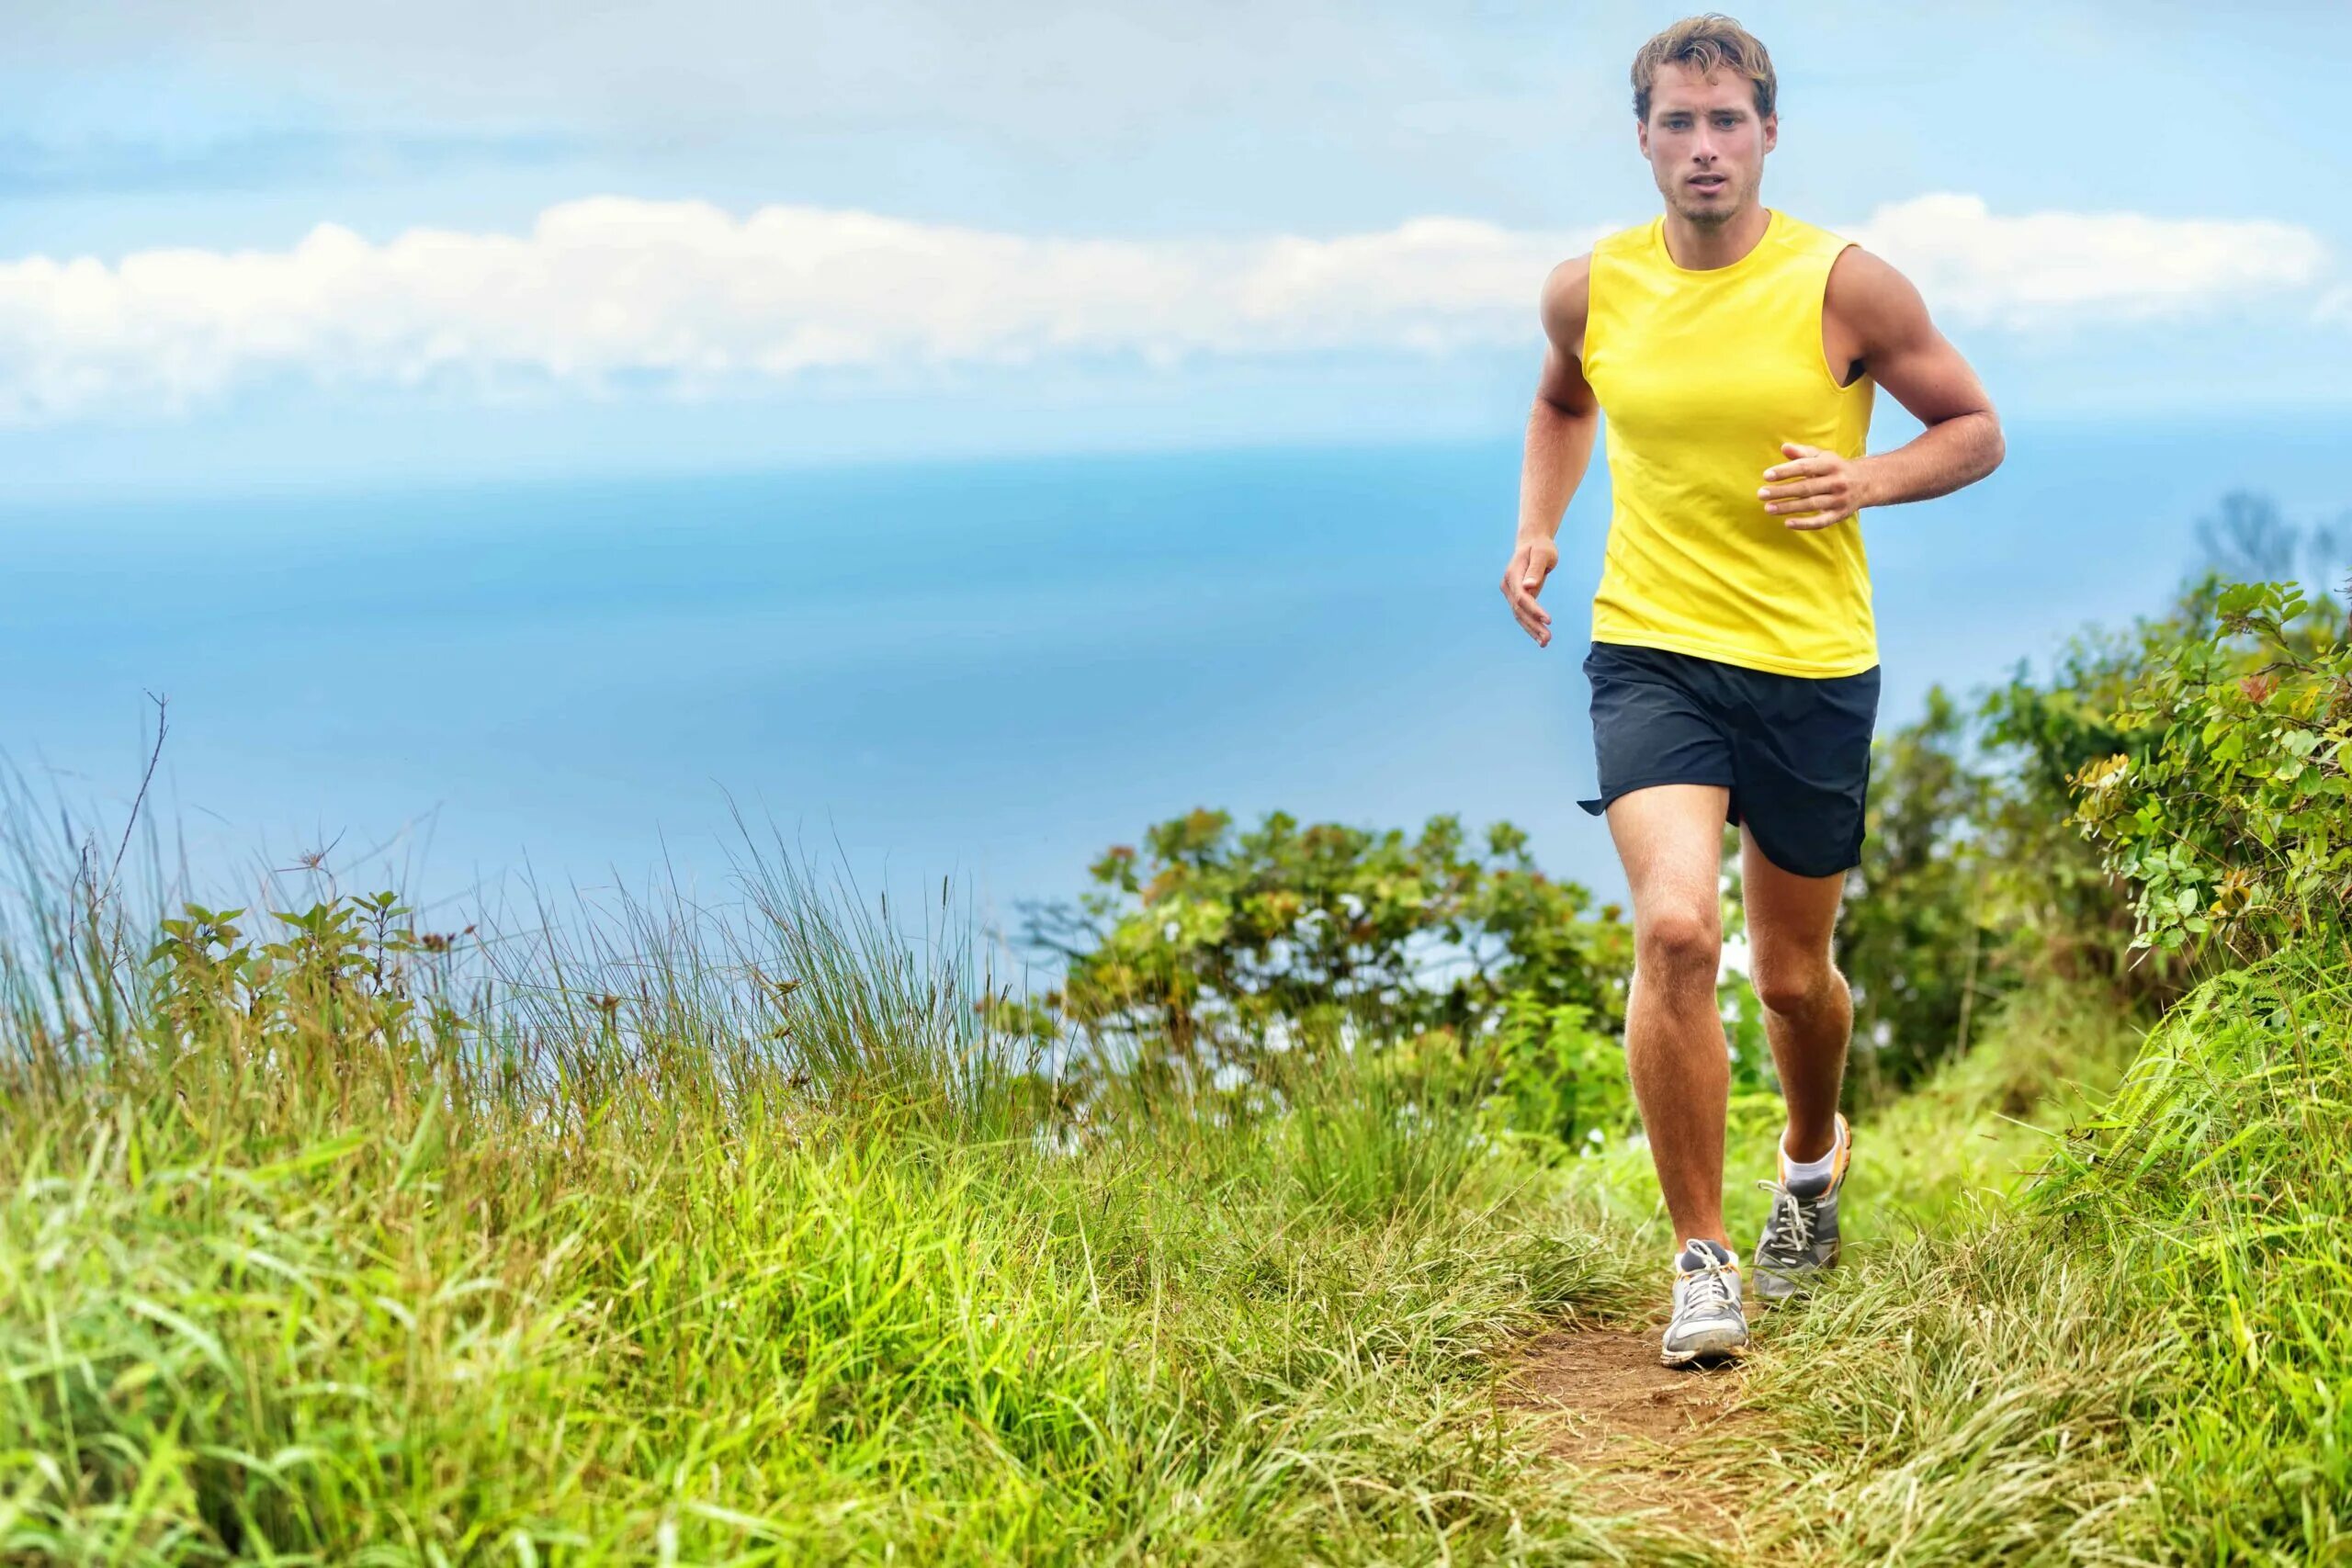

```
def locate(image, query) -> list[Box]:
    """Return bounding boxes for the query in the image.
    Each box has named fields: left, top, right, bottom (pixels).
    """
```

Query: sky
left=0, top=0, right=2346, bottom=491
left=0, top=3, right=2346, bottom=931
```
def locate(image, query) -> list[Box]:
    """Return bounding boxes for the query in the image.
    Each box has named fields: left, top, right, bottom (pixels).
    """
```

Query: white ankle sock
left=1781, top=1123, right=1842, bottom=1188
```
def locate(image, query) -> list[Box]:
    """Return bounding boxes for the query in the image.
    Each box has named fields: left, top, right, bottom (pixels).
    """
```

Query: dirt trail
left=1497, top=1319, right=1755, bottom=1540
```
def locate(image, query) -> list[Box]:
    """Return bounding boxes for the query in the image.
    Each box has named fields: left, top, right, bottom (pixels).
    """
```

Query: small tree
left=1018, top=808, right=1631, bottom=1074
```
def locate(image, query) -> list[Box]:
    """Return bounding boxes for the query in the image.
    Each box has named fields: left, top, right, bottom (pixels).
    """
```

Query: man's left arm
left=1758, top=248, right=2004, bottom=531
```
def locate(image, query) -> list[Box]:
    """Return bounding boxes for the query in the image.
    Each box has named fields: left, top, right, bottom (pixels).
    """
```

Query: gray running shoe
left=1753, top=1113, right=1852, bottom=1303
left=1660, top=1237, right=1748, bottom=1367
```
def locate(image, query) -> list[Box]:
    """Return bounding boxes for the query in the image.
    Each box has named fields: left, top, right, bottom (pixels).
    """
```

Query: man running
left=1501, top=14, right=2003, bottom=1366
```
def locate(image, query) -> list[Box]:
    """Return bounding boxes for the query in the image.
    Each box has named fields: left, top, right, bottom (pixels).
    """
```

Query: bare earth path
left=1497, top=1319, right=1758, bottom=1544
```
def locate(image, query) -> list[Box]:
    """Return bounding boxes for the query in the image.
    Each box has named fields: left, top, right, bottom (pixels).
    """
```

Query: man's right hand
left=1501, top=536, right=1559, bottom=648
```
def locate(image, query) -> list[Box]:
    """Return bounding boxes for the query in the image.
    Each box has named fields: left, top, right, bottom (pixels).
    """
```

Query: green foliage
left=1968, top=495, right=2351, bottom=1005
left=1725, top=946, right=2352, bottom=1564
left=145, top=892, right=463, bottom=1058
left=1835, top=685, right=2002, bottom=1099
left=1023, top=807, right=1632, bottom=1071
left=1385, top=994, right=1641, bottom=1157
left=1279, top=1043, right=1495, bottom=1225
left=2071, top=579, right=2352, bottom=961
left=1484, top=997, right=1635, bottom=1149
left=2, top=841, right=1645, bottom=1564
left=2032, top=946, right=2352, bottom=1557
left=1454, top=838, right=1772, bottom=1156
left=1975, top=599, right=2188, bottom=1005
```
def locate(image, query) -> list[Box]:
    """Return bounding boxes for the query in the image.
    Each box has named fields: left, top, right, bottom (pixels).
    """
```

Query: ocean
left=2, top=415, right=2344, bottom=944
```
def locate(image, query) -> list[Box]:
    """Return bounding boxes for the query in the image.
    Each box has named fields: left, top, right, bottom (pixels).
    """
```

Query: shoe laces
left=1678, top=1251, right=1740, bottom=1314
left=1755, top=1179, right=1817, bottom=1259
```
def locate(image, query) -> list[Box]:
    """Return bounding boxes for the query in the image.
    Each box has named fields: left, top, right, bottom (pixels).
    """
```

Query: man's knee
left=1637, top=905, right=1721, bottom=989
left=1751, top=954, right=1838, bottom=1017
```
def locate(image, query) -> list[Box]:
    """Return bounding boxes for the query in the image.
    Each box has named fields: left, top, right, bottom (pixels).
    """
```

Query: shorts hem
left=1577, top=773, right=1736, bottom=818
left=1741, top=827, right=1866, bottom=880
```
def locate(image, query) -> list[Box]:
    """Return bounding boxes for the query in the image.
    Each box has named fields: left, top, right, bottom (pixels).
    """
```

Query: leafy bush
left=145, top=894, right=464, bottom=1058
left=1835, top=685, right=2003, bottom=1100
left=1398, top=828, right=1777, bottom=1156
left=1974, top=596, right=2190, bottom=1006
left=1396, top=994, right=1637, bottom=1155
left=1020, top=807, right=1632, bottom=1074
left=2071, top=579, right=2352, bottom=961
left=1967, top=494, right=2349, bottom=1004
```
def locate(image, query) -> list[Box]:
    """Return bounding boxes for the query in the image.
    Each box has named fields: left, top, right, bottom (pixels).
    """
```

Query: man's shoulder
left=1821, top=242, right=1928, bottom=347
left=1539, top=253, right=1591, bottom=346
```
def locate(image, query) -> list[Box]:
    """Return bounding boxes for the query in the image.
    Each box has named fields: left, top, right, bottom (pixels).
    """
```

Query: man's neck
left=1660, top=203, right=1771, bottom=270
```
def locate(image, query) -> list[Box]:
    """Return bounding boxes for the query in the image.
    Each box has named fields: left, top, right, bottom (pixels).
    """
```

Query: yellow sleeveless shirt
left=1581, top=208, right=1877, bottom=678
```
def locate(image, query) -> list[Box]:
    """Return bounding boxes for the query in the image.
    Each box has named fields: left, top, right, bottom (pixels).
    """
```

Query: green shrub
left=1836, top=685, right=2004, bottom=1100
left=2071, top=579, right=2352, bottom=961
left=1020, top=808, right=1632, bottom=1075
left=1975, top=593, right=2197, bottom=1008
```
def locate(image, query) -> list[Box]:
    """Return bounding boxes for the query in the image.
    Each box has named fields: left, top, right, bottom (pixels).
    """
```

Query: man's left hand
left=1758, top=443, right=1876, bottom=530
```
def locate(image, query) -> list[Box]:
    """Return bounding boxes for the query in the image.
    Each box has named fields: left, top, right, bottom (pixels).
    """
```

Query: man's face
left=1638, top=62, right=1776, bottom=228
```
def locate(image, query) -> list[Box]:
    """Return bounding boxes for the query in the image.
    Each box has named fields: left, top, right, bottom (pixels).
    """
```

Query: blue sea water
left=0, top=416, right=2344, bottom=940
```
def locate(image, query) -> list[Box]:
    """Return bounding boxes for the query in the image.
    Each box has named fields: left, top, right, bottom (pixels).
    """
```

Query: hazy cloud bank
left=0, top=193, right=2326, bottom=422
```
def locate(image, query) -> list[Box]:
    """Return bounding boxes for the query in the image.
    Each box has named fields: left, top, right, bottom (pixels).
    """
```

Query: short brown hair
left=1631, top=15, right=1776, bottom=125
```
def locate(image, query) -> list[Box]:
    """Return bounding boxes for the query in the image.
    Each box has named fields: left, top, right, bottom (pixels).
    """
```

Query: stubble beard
left=1676, top=179, right=1744, bottom=229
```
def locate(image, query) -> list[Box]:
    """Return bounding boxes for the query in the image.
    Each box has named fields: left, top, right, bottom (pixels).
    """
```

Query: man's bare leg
left=1739, top=827, right=1851, bottom=1164
left=1604, top=784, right=1734, bottom=1249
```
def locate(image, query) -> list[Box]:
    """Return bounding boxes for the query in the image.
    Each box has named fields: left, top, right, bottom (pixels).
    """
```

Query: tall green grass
left=1715, top=943, right=2352, bottom=1565
left=0, top=827, right=1656, bottom=1564
left=2034, top=945, right=2352, bottom=1559
left=1554, top=967, right=2141, bottom=1265
left=11, top=779, right=2343, bottom=1564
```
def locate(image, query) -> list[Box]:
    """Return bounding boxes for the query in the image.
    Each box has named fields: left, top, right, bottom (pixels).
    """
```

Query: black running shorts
left=1577, top=640, right=1881, bottom=879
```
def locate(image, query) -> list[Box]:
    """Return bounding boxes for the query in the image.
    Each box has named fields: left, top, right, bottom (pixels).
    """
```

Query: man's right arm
left=1502, top=255, right=1600, bottom=649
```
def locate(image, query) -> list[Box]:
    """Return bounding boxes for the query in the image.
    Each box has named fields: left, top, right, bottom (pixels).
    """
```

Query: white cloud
left=1854, top=193, right=2328, bottom=327
left=0, top=193, right=2329, bottom=423
left=0, top=200, right=1601, bottom=422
